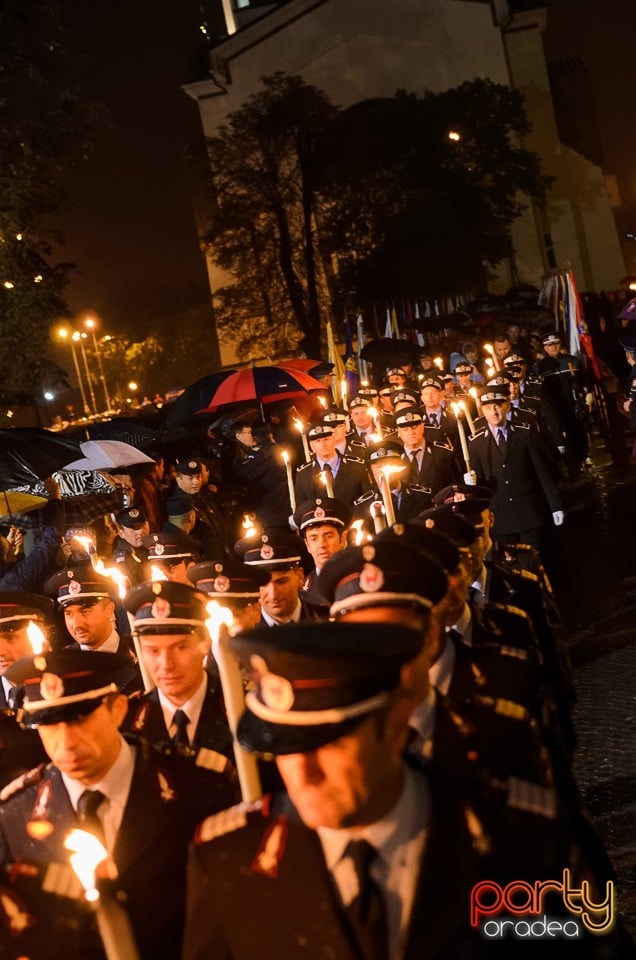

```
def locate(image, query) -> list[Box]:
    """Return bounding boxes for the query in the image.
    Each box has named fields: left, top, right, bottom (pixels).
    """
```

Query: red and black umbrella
left=198, top=365, right=325, bottom=414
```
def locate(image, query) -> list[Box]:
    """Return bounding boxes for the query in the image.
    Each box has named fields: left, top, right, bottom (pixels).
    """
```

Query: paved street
left=554, top=448, right=636, bottom=935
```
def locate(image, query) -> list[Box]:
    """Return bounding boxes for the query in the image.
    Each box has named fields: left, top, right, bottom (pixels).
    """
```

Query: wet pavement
left=552, top=441, right=636, bottom=935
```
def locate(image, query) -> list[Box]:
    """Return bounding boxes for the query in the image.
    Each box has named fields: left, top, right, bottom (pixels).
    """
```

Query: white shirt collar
left=261, top=598, right=302, bottom=627
left=157, top=671, right=208, bottom=736
left=428, top=638, right=456, bottom=696
left=471, top=565, right=488, bottom=595
left=80, top=628, right=120, bottom=654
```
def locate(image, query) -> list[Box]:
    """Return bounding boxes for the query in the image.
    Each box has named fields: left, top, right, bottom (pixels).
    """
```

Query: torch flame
left=367, top=406, right=379, bottom=421
left=26, top=620, right=47, bottom=655
left=65, top=828, right=109, bottom=901
left=483, top=343, right=494, bottom=356
left=92, top=558, right=129, bottom=601
left=242, top=513, right=258, bottom=539
left=293, top=418, right=305, bottom=435
left=451, top=401, right=460, bottom=417
left=281, top=449, right=290, bottom=464
left=73, top=535, right=95, bottom=556
left=150, top=564, right=168, bottom=582
left=318, top=396, right=328, bottom=409
left=206, top=600, right=234, bottom=645
left=433, top=357, right=443, bottom=370
left=350, top=519, right=365, bottom=546
left=468, top=387, right=478, bottom=400
left=380, top=463, right=407, bottom=482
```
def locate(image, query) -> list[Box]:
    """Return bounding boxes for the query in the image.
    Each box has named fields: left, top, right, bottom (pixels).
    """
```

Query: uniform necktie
left=343, top=839, right=388, bottom=960
left=496, top=428, right=507, bottom=457
left=408, top=449, right=421, bottom=483
left=429, top=413, right=438, bottom=426
left=172, top=708, right=190, bottom=747
left=77, top=789, right=106, bottom=845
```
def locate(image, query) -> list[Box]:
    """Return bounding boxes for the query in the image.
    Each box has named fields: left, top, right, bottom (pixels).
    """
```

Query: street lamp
left=57, top=327, right=89, bottom=417
left=84, top=316, right=112, bottom=412
left=74, top=331, right=98, bottom=415
left=43, top=391, right=54, bottom=426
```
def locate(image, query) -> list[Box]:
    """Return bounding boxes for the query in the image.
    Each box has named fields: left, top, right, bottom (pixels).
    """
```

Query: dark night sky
left=52, top=0, right=636, bottom=338
left=56, top=0, right=223, bottom=334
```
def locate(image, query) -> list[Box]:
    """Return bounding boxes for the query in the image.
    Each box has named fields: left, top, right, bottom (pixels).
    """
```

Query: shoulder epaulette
left=474, top=694, right=529, bottom=722
left=195, top=748, right=232, bottom=775
left=343, top=455, right=364, bottom=465
left=433, top=439, right=454, bottom=453
left=408, top=483, right=432, bottom=495
left=195, top=799, right=265, bottom=845
left=296, top=461, right=312, bottom=473
left=511, top=421, right=530, bottom=430
left=469, top=429, right=488, bottom=441
left=0, top=764, right=47, bottom=803
left=497, top=645, right=529, bottom=662
left=353, top=490, right=376, bottom=506
left=506, top=777, right=558, bottom=819
left=488, top=601, right=529, bottom=621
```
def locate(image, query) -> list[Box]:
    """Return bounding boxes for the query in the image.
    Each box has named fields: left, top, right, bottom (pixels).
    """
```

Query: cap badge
left=315, top=498, right=322, bottom=506
left=314, top=506, right=325, bottom=520
left=68, top=580, right=82, bottom=596
left=188, top=460, right=197, bottom=470
left=425, top=518, right=435, bottom=528
left=40, top=673, right=64, bottom=702
left=260, top=544, right=274, bottom=560
left=453, top=492, right=466, bottom=502
left=361, top=544, right=375, bottom=562
left=129, top=508, right=139, bottom=519
left=151, top=598, right=171, bottom=619
left=34, top=655, right=47, bottom=671
left=67, top=570, right=74, bottom=579
left=214, top=563, right=223, bottom=573
left=393, top=523, right=404, bottom=536
left=152, top=581, right=162, bottom=595
left=260, top=672, right=294, bottom=712
left=154, top=543, right=165, bottom=556
left=359, top=563, right=384, bottom=593
left=213, top=575, right=230, bottom=593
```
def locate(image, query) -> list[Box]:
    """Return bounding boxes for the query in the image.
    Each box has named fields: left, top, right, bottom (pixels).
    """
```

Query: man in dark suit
left=467, top=388, right=563, bottom=554
left=243, top=531, right=318, bottom=625
left=294, top=423, right=372, bottom=507
left=0, top=649, right=237, bottom=960
left=293, top=498, right=351, bottom=618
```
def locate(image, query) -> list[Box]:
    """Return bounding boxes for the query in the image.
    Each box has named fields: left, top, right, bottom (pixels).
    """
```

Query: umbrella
left=359, top=338, right=420, bottom=367
left=62, top=440, right=155, bottom=471
left=0, top=428, right=81, bottom=478
left=86, top=417, right=162, bottom=449
left=53, top=470, right=125, bottom=525
left=618, top=298, right=636, bottom=321
left=198, top=365, right=326, bottom=414
left=164, top=371, right=236, bottom=426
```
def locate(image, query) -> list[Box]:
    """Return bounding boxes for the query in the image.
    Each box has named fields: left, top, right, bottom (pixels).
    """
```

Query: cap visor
left=237, top=708, right=374, bottom=756
left=24, top=696, right=106, bottom=727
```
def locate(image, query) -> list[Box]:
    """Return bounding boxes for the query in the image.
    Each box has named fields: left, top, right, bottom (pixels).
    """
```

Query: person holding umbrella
left=0, top=480, right=65, bottom=594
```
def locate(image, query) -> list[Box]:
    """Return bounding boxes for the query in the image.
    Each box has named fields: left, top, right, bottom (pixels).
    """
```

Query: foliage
left=203, top=74, right=549, bottom=352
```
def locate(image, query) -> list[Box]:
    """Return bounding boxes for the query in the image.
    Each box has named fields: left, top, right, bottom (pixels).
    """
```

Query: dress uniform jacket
left=352, top=484, right=433, bottom=526
left=0, top=710, right=48, bottom=789
left=400, top=439, right=461, bottom=497
left=300, top=569, right=331, bottom=619
left=0, top=736, right=238, bottom=960
left=468, top=423, right=562, bottom=537
left=123, top=670, right=234, bottom=762
left=294, top=454, right=372, bottom=507
left=64, top=634, right=142, bottom=696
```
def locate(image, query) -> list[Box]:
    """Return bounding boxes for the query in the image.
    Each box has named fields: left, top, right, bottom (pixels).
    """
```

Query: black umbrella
left=164, top=371, right=236, bottom=426
left=0, top=429, right=81, bottom=479
left=86, top=417, right=162, bottom=450
left=359, top=338, right=420, bottom=367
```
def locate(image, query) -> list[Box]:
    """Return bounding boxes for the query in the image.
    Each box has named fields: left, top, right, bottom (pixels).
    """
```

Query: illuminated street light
left=128, top=381, right=138, bottom=392
left=73, top=331, right=98, bottom=415
left=83, top=315, right=112, bottom=412
left=448, top=130, right=461, bottom=142
left=57, top=327, right=89, bottom=417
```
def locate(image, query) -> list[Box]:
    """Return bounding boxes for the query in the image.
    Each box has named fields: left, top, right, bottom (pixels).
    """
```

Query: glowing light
left=318, top=396, right=327, bottom=408
left=350, top=519, right=365, bottom=546
left=150, top=564, right=168, bottom=582
left=65, top=829, right=109, bottom=901
left=15, top=233, right=22, bottom=241
left=448, top=130, right=461, bottom=142
left=3, top=281, right=14, bottom=289
left=242, top=514, right=257, bottom=538
left=206, top=600, right=234, bottom=646
left=433, top=357, right=443, bottom=370
left=34, top=274, right=43, bottom=283
left=85, top=317, right=96, bottom=329
left=91, top=557, right=129, bottom=600
left=26, top=621, right=46, bottom=654
left=73, top=534, right=95, bottom=555
left=72, top=331, right=81, bottom=342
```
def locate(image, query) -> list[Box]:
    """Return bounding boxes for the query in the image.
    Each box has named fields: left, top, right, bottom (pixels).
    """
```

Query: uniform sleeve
left=527, top=434, right=562, bottom=513
left=183, top=843, right=233, bottom=960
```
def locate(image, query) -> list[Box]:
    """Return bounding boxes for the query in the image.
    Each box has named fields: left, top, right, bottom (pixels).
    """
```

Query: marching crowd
left=0, top=327, right=634, bottom=959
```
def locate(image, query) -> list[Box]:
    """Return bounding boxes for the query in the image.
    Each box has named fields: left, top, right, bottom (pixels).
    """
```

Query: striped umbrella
left=198, top=365, right=325, bottom=414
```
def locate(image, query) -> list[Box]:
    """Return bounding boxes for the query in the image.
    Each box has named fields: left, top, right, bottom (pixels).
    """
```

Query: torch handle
left=95, top=896, right=141, bottom=960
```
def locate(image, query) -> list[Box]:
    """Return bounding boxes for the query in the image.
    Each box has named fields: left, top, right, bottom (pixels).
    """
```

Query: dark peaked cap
left=231, top=621, right=422, bottom=755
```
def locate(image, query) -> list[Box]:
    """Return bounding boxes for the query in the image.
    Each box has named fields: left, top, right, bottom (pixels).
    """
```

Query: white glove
left=463, top=471, right=477, bottom=486
left=288, top=514, right=299, bottom=531
left=552, top=510, right=564, bottom=527
left=557, top=445, right=566, bottom=455
left=585, top=392, right=594, bottom=410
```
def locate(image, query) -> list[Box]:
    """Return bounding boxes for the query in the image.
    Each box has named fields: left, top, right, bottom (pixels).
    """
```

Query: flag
left=343, top=317, right=360, bottom=397
left=356, top=314, right=369, bottom=381
left=327, top=320, right=346, bottom=405
left=384, top=308, right=392, bottom=339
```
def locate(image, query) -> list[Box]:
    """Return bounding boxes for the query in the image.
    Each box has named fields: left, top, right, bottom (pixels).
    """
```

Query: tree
left=203, top=74, right=548, bottom=352
left=316, top=79, right=549, bottom=310
left=203, top=73, right=338, bottom=358
left=0, top=0, right=95, bottom=406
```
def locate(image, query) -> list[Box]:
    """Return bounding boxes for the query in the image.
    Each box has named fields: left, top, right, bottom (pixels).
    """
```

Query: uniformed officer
left=0, top=649, right=236, bottom=960
left=354, top=440, right=433, bottom=526
left=243, top=532, right=316, bottom=625
left=122, top=581, right=235, bottom=771
left=294, top=423, right=373, bottom=506
left=110, top=505, right=150, bottom=582
left=535, top=333, right=589, bottom=478
left=144, top=528, right=201, bottom=585
left=47, top=565, right=142, bottom=695
left=468, top=387, right=563, bottom=555
left=348, top=395, right=377, bottom=447
left=173, top=460, right=228, bottom=560
left=395, top=406, right=461, bottom=495
left=293, top=497, right=351, bottom=617
left=187, top=557, right=269, bottom=635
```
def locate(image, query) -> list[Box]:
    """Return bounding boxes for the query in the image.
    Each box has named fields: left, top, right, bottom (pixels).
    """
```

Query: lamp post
left=84, top=316, right=112, bottom=412
left=58, top=327, right=89, bottom=418
left=74, top=331, right=98, bottom=415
